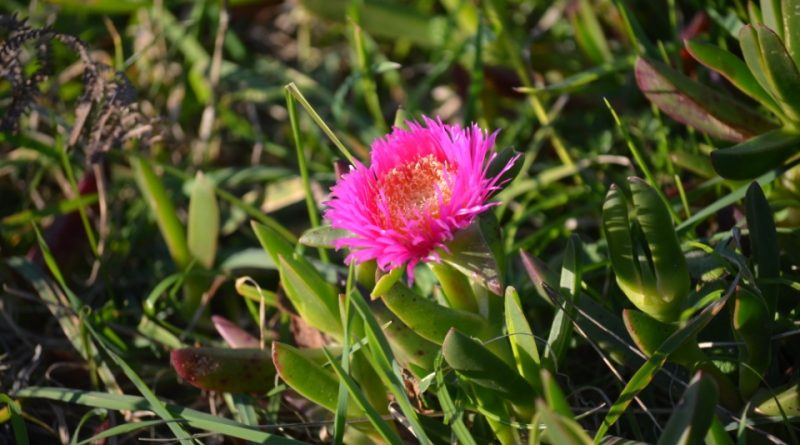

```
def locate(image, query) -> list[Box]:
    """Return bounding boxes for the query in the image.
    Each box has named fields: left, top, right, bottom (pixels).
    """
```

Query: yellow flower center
left=377, top=154, right=452, bottom=227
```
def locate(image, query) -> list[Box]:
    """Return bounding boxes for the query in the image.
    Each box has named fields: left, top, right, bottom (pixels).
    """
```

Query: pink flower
left=324, top=116, right=516, bottom=279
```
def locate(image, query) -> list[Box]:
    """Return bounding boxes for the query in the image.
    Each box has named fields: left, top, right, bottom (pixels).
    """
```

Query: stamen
left=377, top=154, right=452, bottom=227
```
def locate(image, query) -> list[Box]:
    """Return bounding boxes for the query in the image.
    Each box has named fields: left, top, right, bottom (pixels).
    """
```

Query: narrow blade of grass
left=14, top=387, right=309, bottom=444
left=322, top=348, right=404, bottom=445
left=83, top=323, right=195, bottom=445
left=593, top=275, right=736, bottom=441
left=0, top=394, right=29, bottom=445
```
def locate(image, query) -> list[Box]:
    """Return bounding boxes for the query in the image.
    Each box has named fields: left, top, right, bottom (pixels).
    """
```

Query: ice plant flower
left=324, top=116, right=517, bottom=279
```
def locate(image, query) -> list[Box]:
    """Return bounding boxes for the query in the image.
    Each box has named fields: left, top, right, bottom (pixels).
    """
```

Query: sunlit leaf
left=272, top=342, right=359, bottom=416
left=684, top=39, right=782, bottom=117
left=442, top=328, right=534, bottom=409
left=187, top=171, right=219, bottom=269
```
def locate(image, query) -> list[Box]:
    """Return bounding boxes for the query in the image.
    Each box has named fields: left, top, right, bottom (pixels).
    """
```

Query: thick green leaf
left=442, top=329, right=535, bottom=409
left=739, top=24, right=774, bottom=109
left=594, top=288, right=733, bottom=440
left=602, top=185, right=640, bottom=307
left=535, top=400, right=592, bottom=445
left=753, top=383, right=800, bottom=416
left=272, top=342, right=359, bottom=416
left=187, top=172, right=220, bottom=269
left=379, top=282, right=493, bottom=345
left=761, top=0, right=784, bottom=38
left=279, top=255, right=342, bottom=337
left=371, top=303, right=439, bottom=370
left=298, top=225, right=352, bottom=248
left=471, top=386, right=519, bottom=445
left=740, top=24, right=800, bottom=122
left=541, top=369, right=573, bottom=417
left=15, top=387, right=307, bottom=444
left=710, top=128, right=800, bottom=179
left=622, top=310, right=740, bottom=410
left=171, top=348, right=275, bottom=393
left=705, top=416, right=736, bottom=445
left=602, top=179, right=689, bottom=323
left=684, top=39, right=782, bottom=116
left=732, top=287, right=771, bottom=398
left=755, top=24, right=800, bottom=120
left=622, top=310, right=704, bottom=365
left=545, top=235, right=582, bottom=367
left=745, top=182, right=780, bottom=313
left=784, top=0, right=800, bottom=66
left=504, top=287, right=542, bottom=393
left=430, top=262, right=478, bottom=312
left=749, top=1, right=765, bottom=25
left=131, top=157, right=190, bottom=269
left=630, top=178, right=690, bottom=318
left=371, top=266, right=404, bottom=299
left=656, top=372, right=719, bottom=445
left=635, top=57, right=776, bottom=142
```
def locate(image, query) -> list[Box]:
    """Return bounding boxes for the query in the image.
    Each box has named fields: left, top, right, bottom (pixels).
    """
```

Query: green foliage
left=602, top=177, right=690, bottom=322
left=3, top=1, right=800, bottom=444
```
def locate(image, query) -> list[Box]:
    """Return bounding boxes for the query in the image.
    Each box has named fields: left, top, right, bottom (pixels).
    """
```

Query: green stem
left=285, top=83, right=357, bottom=164
left=59, top=139, right=98, bottom=257
left=604, top=99, right=681, bottom=223
left=285, top=89, right=328, bottom=263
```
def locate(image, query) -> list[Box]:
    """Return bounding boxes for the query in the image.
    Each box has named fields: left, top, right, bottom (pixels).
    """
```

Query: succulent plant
left=636, top=0, right=800, bottom=180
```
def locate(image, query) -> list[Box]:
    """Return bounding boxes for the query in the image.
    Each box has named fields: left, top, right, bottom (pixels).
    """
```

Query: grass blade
left=0, top=394, right=28, bottom=445
left=656, top=372, right=718, bottom=445
left=545, top=234, right=582, bottom=367
left=15, top=387, right=309, bottom=444
left=322, top=348, right=404, bottom=445
left=83, top=323, right=195, bottom=445
left=504, top=286, right=542, bottom=392
left=593, top=279, right=735, bottom=440
left=350, top=290, right=434, bottom=445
